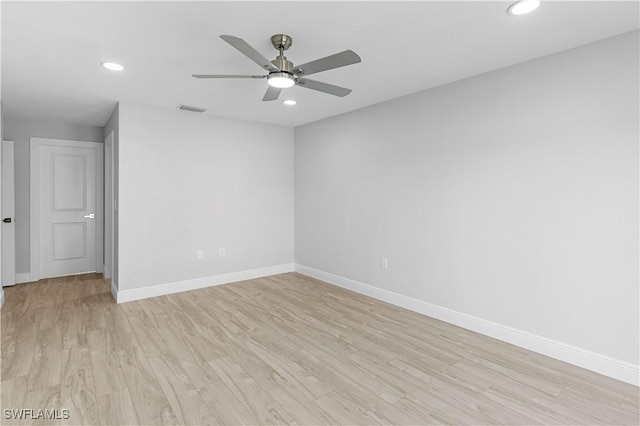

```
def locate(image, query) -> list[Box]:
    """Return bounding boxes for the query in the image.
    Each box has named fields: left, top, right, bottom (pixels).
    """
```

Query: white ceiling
left=2, top=1, right=638, bottom=128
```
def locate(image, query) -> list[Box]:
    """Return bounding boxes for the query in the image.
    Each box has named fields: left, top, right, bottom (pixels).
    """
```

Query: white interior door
left=31, top=138, right=103, bottom=279
left=2, top=140, right=16, bottom=287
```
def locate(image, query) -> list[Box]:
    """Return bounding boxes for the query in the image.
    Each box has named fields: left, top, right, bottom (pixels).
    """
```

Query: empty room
left=1, top=1, right=638, bottom=425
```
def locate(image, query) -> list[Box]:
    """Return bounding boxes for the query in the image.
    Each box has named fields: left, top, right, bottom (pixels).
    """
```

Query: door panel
left=53, top=155, right=86, bottom=211
left=40, top=144, right=97, bottom=278
left=2, top=140, right=16, bottom=286
left=53, top=222, right=86, bottom=260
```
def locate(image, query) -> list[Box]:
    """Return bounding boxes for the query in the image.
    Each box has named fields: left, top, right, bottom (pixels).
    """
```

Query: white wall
left=0, top=1, right=3, bottom=306
left=1, top=115, right=104, bottom=276
left=0, top=63, right=3, bottom=305
left=117, top=103, right=294, bottom=292
left=295, top=32, right=639, bottom=367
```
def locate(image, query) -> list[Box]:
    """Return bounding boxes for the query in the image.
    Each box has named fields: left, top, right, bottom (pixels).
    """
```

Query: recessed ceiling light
left=283, top=99, right=297, bottom=106
left=101, top=62, right=125, bottom=71
left=507, top=0, right=540, bottom=16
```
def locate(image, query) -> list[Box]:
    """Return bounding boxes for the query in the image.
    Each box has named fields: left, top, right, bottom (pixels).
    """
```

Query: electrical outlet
left=197, top=250, right=204, bottom=260
left=381, top=257, right=388, bottom=271
left=219, top=248, right=226, bottom=258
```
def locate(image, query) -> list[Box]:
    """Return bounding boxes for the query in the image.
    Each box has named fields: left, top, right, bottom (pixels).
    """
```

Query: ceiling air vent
left=177, top=104, right=206, bottom=113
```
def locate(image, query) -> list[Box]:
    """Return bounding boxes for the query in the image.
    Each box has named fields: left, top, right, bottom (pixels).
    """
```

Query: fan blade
left=262, top=86, right=282, bottom=102
left=192, top=74, right=265, bottom=79
left=294, top=50, right=361, bottom=76
left=220, top=35, right=280, bottom=72
left=296, top=78, right=352, bottom=97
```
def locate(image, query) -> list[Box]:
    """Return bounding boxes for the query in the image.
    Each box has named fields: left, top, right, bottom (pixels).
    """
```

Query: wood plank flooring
left=1, top=272, right=638, bottom=425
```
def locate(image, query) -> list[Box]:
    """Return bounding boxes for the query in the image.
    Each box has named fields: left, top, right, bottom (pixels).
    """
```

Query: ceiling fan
left=192, top=34, right=361, bottom=101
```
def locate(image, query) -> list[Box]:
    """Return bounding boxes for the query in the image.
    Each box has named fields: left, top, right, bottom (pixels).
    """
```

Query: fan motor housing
left=272, top=56, right=293, bottom=73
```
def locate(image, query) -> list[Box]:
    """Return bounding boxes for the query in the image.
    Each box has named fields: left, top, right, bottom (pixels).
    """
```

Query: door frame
left=104, top=131, right=114, bottom=279
left=30, top=137, right=104, bottom=281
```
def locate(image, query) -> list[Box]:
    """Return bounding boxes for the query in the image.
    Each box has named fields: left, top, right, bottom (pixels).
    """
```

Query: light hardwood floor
left=1, top=272, right=638, bottom=425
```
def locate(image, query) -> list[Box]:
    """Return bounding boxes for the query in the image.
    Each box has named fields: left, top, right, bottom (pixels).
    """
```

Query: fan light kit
left=283, top=99, right=297, bottom=106
left=507, top=0, right=540, bottom=15
left=268, top=72, right=295, bottom=88
left=193, top=34, right=361, bottom=102
left=101, top=62, right=124, bottom=71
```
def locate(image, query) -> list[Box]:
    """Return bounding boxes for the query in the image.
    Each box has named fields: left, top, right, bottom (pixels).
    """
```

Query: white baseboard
left=116, top=263, right=295, bottom=304
left=294, top=264, right=639, bottom=387
left=15, top=273, right=32, bottom=284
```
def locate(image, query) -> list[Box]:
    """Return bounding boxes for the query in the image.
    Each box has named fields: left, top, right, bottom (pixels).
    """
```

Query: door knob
left=2, top=218, right=11, bottom=223
left=83, top=214, right=95, bottom=219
